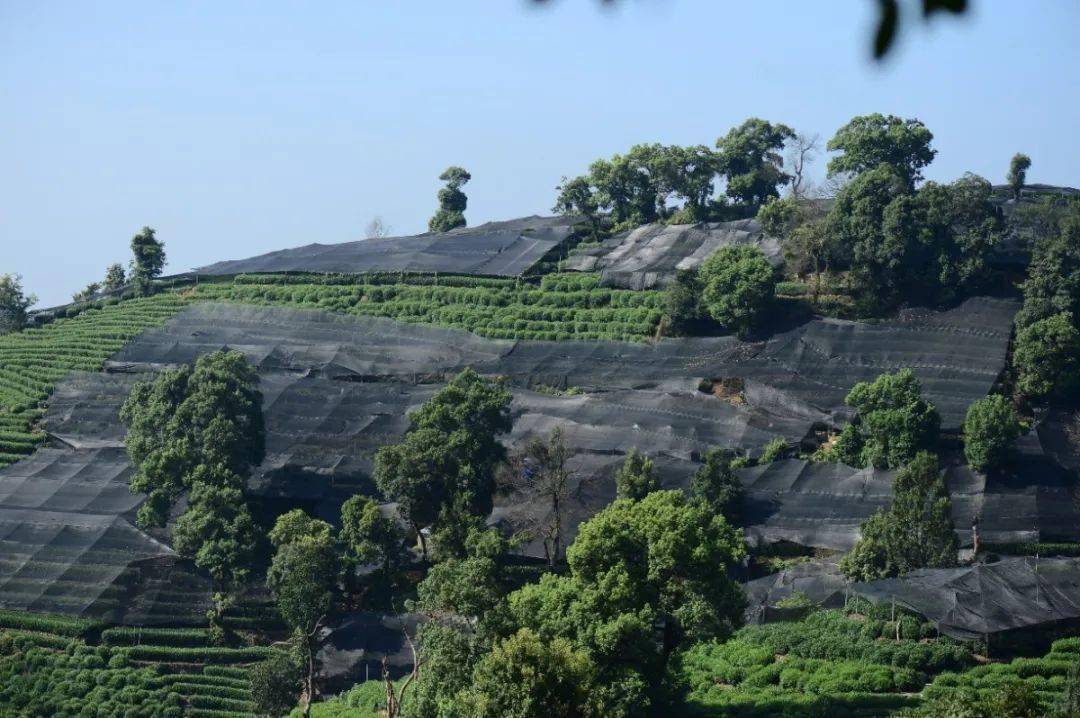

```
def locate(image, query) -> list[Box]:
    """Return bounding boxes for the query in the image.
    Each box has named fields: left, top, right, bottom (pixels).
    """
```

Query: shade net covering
left=106, top=296, right=1017, bottom=429
left=319, top=612, right=425, bottom=688
left=743, top=560, right=849, bottom=623
left=43, top=370, right=814, bottom=547
left=193, top=215, right=581, bottom=278
left=0, top=291, right=1028, bottom=616
left=562, top=218, right=783, bottom=289
left=0, top=446, right=212, bottom=623
left=852, top=557, right=1080, bottom=640
left=738, top=452, right=1080, bottom=554
left=737, top=460, right=895, bottom=551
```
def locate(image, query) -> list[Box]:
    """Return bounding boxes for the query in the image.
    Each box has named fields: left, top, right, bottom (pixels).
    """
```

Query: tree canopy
left=963, top=395, right=1022, bottom=473
left=699, top=244, right=776, bottom=338
left=715, top=118, right=795, bottom=206
left=826, top=113, right=936, bottom=188
left=429, top=166, right=471, bottom=232
left=1008, top=153, right=1032, bottom=199
left=615, top=448, right=659, bottom=501
left=129, top=226, right=166, bottom=295
left=690, top=447, right=743, bottom=522
left=0, top=274, right=36, bottom=334
left=828, top=369, right=940, bottom=469
left=119, top=350, right=264, bottom=603
left=374, top=368, right=511, bottom=558
left=840, top=452, right=956, bottom=581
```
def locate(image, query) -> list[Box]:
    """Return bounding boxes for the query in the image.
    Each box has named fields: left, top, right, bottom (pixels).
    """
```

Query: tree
left=699, top=244, right=776, bottom=338
left=172, top=472, right=261, bottom=603
left=827, top=114, right=936, bottom=188
left=664, top=144, right=719, bottom=221
left=963, top=395, right=1022, bottom=472
left=429, top=166, right=471, bottom=232
left=413, top=528, right=506, bottom=622
left=663, top=268, right=702, bottom=335
left=503, top=428, right=572, bottom=566
left=829, top=369, right=940, bottom=469
left=786, top=132, right=820, bottom=200
left=129, top=226, right=166, bottom=295
left=0, top=273, right=35, bottom=334
left=365, top=216, right=392, bottom=238
left=72, top=282, right=101, bottom=303
left=339, top=494, right=406, bottom=576
left=715, top=118, right=795, bottom=206
left=823, top=163, right=908, bottom=296
left=756, top=196, right=802, bottom=239
left=120, top=350, right=264, bottom=610
left=507, top=491, right=746, bottom=712
left=1013, top=312, right=1080, bottom=400
left=250, top=650, right=301, bottom=718
left=615, top=448, right=659, bottom=501
left=374, top=368, right=511, bottom=559
left=268, top=508, right=333, bottom=548
left=553, top=175, right=600, bottom=239
left=266, top=516, right=340, bottom=718
left=103, top=262, right=126, bottom=291
left=690, top=447, right=743, bottom=522
left=458, top=629, right=603, bottom=718
left=840, top=452, right=956, bottom=581
left=1017, top=203, right=1080, bottom=329
left=1008, top=153, right=1032, bottom=199
left=120, top=350, right=264, bottom=528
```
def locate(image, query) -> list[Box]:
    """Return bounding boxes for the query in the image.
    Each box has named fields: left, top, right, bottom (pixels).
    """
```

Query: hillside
left=2, top=172, right=1079, bottom=715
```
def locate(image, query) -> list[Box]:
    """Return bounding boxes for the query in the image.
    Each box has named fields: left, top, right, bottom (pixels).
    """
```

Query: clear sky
left=2, top=1, right=1078, bottom=308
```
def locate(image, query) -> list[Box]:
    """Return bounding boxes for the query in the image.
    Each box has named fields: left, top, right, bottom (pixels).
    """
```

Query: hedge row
left=102, top=626, right=212, bottom=647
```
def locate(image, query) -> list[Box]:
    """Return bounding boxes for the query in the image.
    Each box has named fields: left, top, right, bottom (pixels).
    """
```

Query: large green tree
left=249, top=650, right=301, bottom=718
left=121, top=350, right=264, bottom=528
left=120, top=350, right=264, bottom=608
left=690, top=447, right=743, bottom=523
left=457, top=629, right=603, bottom=718
left=962, top=395, right=1022, bottom=473
left=698, top=244, right=776, bottom=338
left=103, top=263, right=126, bottom=292
left=374, top=368, right=511, bottom=558
left=826, top=113, right=936, bottom=188
left=615, top=448, right=659, bottom=501
left=1013, top=312, right=1080, bottom=400
left=0, top=274, right=35, bottom=334
left=1008, top=153, right=1032, bottom=199
left=129, top=226, right=166, bottom=295
left=339, top=494, right=406, bottom=577
left=829, top=369, right=940, bottom=470
left=715, top=118, right=795, bottom=206
left=506, top=491, right=746, bottom=714
left=840, top=452, right=956, bottom=581
left=552, top=175, right=600, bottom=239
left=1017, top=202, right=1080, bottom=329
left=428, top=166, right=471, bottom=232
left=266, top=513, right=340, bottom=718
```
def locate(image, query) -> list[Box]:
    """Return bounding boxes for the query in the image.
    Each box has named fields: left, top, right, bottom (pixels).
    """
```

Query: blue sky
left=2, top=1, right=1078, bottom=307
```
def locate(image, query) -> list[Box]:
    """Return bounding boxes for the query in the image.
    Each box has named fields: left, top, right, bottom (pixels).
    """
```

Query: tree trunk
left=305, top=638, right=315, bottom=718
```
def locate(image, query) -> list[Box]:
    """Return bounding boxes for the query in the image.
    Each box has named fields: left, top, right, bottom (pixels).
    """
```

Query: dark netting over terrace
left=947, top=426, right=1080, bottom=547
left=562, top=219, right=783, bottom=289
left=737, top=459, right=895, bottom=551
left=43, top=371, right=814, bottom=540
left=737, top=452, right=1080, bottom=554
left=193, top=215, right=581, bottom=278
left=106, top=297, right=1017, bottom=429
left=319, top=612, right=425, bottom=687
left=852, top=558, right=1080, bottom=640
left=0, top=447, right=210, bottom=623
left=743, top=560, right=848, bottom=623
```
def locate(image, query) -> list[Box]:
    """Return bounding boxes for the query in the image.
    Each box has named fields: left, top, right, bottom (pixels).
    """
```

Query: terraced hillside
left=0, top=295, right=191, bottom=467
left=0, top=607, right=286, bottom=718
